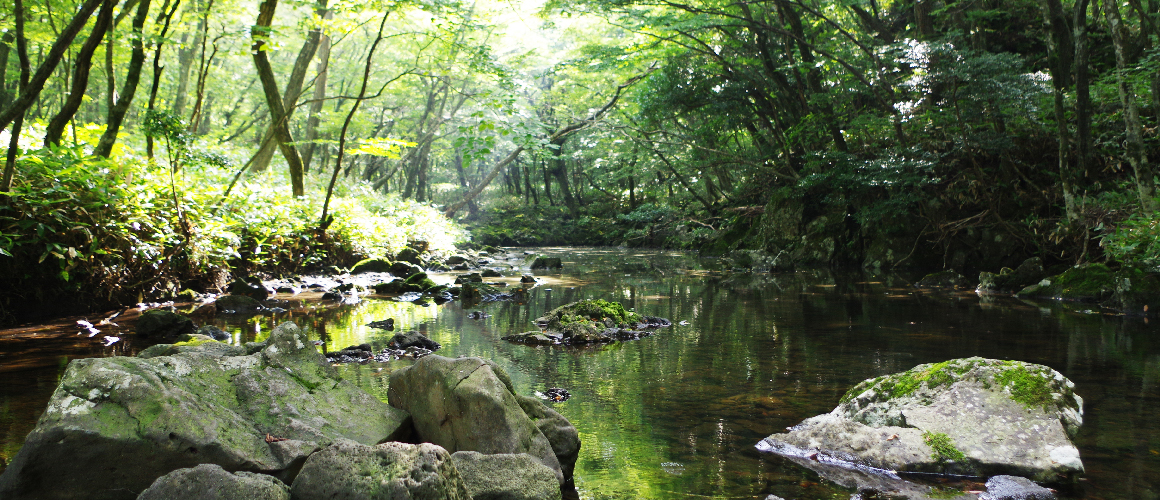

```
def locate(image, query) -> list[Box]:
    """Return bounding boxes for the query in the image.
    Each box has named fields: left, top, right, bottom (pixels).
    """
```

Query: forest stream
left=0, top=247, right=1157, bottom=499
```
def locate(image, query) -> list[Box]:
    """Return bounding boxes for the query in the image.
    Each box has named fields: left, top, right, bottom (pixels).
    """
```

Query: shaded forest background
left=2, top=0, right=1160, bottom=323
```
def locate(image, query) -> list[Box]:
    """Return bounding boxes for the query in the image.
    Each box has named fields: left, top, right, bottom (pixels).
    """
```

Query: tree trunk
left=0, top=33, right=13, bottom=110
left=1105, top=0, right=1157, bottom=211
left=251, top=0, right=305, bottom=196
left=550, top=137, right=580, bottom=218
left=44, top=0, right=115, bottom=147
left=301, top=7, right=332, bottom=173
left=0, top=0, right=107, bottom=133
left=94, top=0, right=152, bottom=158
left=249, top=0, right=326, bottom=173
left=915, top=0, right=935, bottom=37
left=1073, top=0, right=1093, bottom=215
left=187, top=3, right=217, bottom=134
left=145, top=0, right=182, bottom=158
left=1043, top=0, right=1079, bottom=222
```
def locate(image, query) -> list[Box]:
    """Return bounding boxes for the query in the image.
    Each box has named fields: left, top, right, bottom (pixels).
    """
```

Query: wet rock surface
left=135, top=309, right=196, bottom=337
left=977, top=258, right=1046, bottom=295
left=979, top=475, right=1057, bottom=500
left=757, top=357, right=1084, bottom=486
left=0, top=322, right=411, bottom=500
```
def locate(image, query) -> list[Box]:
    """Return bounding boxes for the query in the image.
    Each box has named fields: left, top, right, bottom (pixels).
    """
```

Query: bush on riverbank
left=0, top=145, right=464, bottom=325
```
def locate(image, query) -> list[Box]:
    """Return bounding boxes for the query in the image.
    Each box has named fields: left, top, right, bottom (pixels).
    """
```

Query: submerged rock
left=137, top=464, right=290, bottom=500
left=214, top=294, right=264, bottom=312
left=757, top=357, right=1083, bottom=485
left=979, top=475, right=1057, bottom=500
left=529, top=257, right=563, bottom=269
left=388, top=355, right=580, bottom=485
left=450, top=451, right=562, bottom=500
left=0, top=322, right=411, bottom=500
left=136, top=309, right=196, bottom=337
left=290, top=441, right=471, bottom=500
left=916, top=270, right=967, bottom=289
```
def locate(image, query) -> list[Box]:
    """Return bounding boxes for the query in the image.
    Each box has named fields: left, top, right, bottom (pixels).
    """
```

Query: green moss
left=173, top=338, right=218, bottom=347
left=995, top=364, right=1055, bottom=410
left=555, top=299, right=641, bottom=325
left=843, top=358, right=990, bottom=404
left=1018, top=263, right=1116, bottom=301
left=923, top=431, right=966, bottom=464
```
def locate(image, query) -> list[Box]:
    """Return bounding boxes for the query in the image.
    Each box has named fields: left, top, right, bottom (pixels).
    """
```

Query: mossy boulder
left=373, top=272, right=439, bottom=295
left=529, top=257, right=563, bottom=269
left=136, top=309, right=196, bottom=337
left=389, top=261, right=423, bottom=278
left=290, top=442, right=471, bottom=500
left=455, top=272, right=484, bottom=284
left=1016, top=264, right=1116, bottom=302
left=450, top=451, right=562, bottom=500
left=757, top=357, right=1084, bottom=485
left=227, top=279, right=270, bottom=300
left=977, top=257, right=1046, bottom=295
left=137, top=464, right=290, bottom=500
left=0, top=322, right=411, bottom=500
left=1016, top=264, right=1160, bottom=316
left=349, top=258, right=393, bottom=274
left=531, top=299, right=644, bottom=343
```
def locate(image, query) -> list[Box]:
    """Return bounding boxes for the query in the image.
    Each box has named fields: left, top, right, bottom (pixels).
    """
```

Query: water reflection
left=0, top=247, right=1157, bottom=499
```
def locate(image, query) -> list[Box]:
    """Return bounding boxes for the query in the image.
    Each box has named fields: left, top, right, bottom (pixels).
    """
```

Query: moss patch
left=995, top=363, right=1055, bottom=410
left=923, top=431, right=966, bottom=464
left=173, top=338, right=218, bottom=347
left=1016, top=263, right=1115, bottom=301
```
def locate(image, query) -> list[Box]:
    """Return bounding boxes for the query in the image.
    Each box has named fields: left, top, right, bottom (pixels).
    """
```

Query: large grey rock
left=515, top=395, right=580, bottom=482
left=450, top=451, right=561, bottom=500
left=757, top=358, right=1083, bottom=485
left=137, top=464, right=289, bottom=500
left=0, top=322, right=411, bottom=500
left=388, top=355, right=576, bottom=484
left=290, top=441, right=471, bottom=500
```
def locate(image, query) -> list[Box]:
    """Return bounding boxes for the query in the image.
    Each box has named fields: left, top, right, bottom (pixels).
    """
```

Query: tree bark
left=94, top=0, right=152, bottom=158
left=249, top=0, right=326, bottom=173
left=1043, top=0, right=1078, bottom=222
left=145, top=0, right=183, bottom=158
left=251, top=0, right=305, bottom=196
left=301, top=7, right=332, bottom=172
left=44, top=0, right=116, bottom=147
left=1073, top=0, right=1093, bottom=216
left=0, top=0, right=107, bottom=133
left=1105, top=0, right=1157, bottom=211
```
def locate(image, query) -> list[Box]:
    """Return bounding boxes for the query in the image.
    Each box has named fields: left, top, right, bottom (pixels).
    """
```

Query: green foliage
left=1101, top=213, right=1160, bottom=269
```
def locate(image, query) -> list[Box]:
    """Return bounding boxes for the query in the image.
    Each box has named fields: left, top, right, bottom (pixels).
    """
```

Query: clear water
left=1, top=247, right=1157, bottom=499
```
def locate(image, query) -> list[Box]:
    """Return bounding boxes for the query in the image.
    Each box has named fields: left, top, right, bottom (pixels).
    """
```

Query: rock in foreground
left=388, top=355, right=580, bottom=485
left=290, top=441, right=471, bottom=500
left=451, top=451, right=562, bottom=500
left=757, top=357, right=1083, bottom=485
left=137, top=464, right=290, bottom=500
left=0, top=322, right=411, bottom=500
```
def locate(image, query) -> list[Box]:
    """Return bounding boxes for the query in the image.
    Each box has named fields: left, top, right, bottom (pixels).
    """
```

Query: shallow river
left=1, top=247, right=1157, bottom=499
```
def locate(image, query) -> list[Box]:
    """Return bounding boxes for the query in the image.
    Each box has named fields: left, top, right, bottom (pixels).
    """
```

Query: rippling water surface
left=1, top=247, right=1157, bottom=499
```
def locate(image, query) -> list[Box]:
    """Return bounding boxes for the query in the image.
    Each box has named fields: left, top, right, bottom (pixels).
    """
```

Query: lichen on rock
left=759, top=357, right=1084, bottom=485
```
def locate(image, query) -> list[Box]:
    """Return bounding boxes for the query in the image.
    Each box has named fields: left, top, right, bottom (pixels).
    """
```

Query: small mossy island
left=503, top=299, right=671, bottom=345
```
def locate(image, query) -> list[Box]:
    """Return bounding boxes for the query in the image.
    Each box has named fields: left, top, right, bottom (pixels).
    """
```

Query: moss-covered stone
left=349, top=258, right=393, bottom=274
left=532, top=299, right=646, bottom=343
left=529, top=257, right=563, bottom=269
left=1108, top=266, right=1160, bottom=316
left=916, top=270, right=967, bottom=288
left=923, top=431, right=966, bottom=464
left=1016, top=263, right=1116, bottom=302
left=977, top=257, right=1045, bottom=294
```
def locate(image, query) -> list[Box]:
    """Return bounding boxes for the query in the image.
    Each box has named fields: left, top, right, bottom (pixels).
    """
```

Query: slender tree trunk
left=320, top=12, right=390, bottom=228
left=1074, top=0, right=1093, bottom=212
left=1, top=0, right=32, bottom=192
left=301, top=7, right=332, bottom=173
left=187, top=11, right=217, bottom=134
left=915, top=0, right=935, bottom=37
left=1105, top=0, right=1157, bottom=211
left=550, top=137, right=580, bottom=218
left=0, top=0, right=107, bottom=133
left=1043, top=0, right=1079, bottom=222
left=251, top=0, right=305, bottom=196
left=0, top=33, right=13, bottom=110
left=44, top=0, right=116, bottom=147
left=524, top=163, right=536, bottom=205
left=145, top=0, right=182, bottom=158
left=94, top=0, right=152, bottom=158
